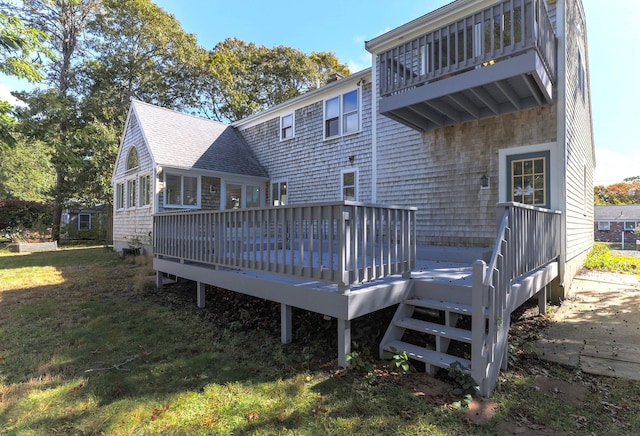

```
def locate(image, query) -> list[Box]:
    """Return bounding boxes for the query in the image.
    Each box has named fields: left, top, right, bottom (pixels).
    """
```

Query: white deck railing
left=153, top=201, right=417, bottom=290
left=378, top=0, right=556, bottom=97
left=471, top=202, right=561, bottom=396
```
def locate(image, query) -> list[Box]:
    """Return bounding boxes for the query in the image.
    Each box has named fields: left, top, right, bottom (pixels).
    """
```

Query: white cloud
left=594, top=148, right=639, bottom=186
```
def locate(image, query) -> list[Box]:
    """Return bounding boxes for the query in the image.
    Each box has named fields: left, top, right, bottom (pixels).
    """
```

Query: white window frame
left=280, top=113, right=294, bottom=141
left=116, top=183, right=125, bottom=210
left=271, top=180, right=287, bottom=206
left=126, top=178, right=136, bottom=209
left=163, top=172, right=201, bottom=209
left=624, top=221, right=637, bottom=231
left=78, top=213, right=91, bottom=230
left=324, top=88, right=360, bottom=139
left=341, top=168, right=358, bottom=201
left=597, top=221, right=610, bottom=231
left=139, top=174, right=151, bottom=207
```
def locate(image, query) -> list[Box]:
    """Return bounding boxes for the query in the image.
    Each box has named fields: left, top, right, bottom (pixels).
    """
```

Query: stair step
left=395, top=318, right=472, bottom=343
left=406, top=298, right=473, bottom=315
left=383, top=340, right=471, bottom=370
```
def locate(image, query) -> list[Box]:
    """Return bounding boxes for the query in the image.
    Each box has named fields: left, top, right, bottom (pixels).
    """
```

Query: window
left=507, top=151, right=550, bottom=208
left=225, top=184, right=242, bottom=209
left=245, top=185, right=261, bottom=208
left=624, top=221, right=637, bottom=231
left=126, top=147, right=139, bottom=171
left=597, top=222, right=610, bottom=231
left=139, top=174, right=151, bottom=206
left=324, top=89, right=359, bottom=138
left=116, top=183, right=124, bottom=210
left=78, top=213, right=91, bottom=230
left=577, top=48, right=586, bottom=101
left=280, top=113, right=294, bottom=140
left=165, top=173, right=199, bottom=207
left=271, top=181, right=287, bottom=206
left=341, top=169, right=358, bottom=201
left=127, top=179, right=136, bottom=208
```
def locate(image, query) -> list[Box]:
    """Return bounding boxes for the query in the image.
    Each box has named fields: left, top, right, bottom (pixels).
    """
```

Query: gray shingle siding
left=239, top=82, right=373, bottom=205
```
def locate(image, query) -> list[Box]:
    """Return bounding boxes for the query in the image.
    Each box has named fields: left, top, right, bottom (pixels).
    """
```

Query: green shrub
left=0, top=198, right=53, bottom=241
left=585, top=243, right=640, bottom=274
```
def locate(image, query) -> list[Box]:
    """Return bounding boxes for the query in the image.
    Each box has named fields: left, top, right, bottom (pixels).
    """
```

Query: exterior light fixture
left=480, top=175, right=489, bottom=188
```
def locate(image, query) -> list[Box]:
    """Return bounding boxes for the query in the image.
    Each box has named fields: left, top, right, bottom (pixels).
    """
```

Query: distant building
left=594, top=205, right=640, bottom=244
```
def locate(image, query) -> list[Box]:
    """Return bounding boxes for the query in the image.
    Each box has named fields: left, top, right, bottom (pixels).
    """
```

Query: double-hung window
left=325, top=89, right=359, bottom=138
left=139, top=174, right=151, bottom=206
left=126, top=179, right=136, bottom=208
left=280, top=113, right=294, bottom=140
left=78, top=213, right=91, bottom=230
left=165, top=173, right=199, bottom=207
left=271, top=181, right=287, bottom=206
left=597, top=222, right=610, bottom=231
left=116, top=183, right=124, bottom=210
left=341, top=169, right=358, bottom=201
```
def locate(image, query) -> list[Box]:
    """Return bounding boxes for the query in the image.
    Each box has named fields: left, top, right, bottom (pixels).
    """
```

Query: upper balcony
left=369, top=0, right=556, bottom=131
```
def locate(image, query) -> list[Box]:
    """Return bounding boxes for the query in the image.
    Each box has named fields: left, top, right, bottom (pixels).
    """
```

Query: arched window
left=126, top=147, right=139, bottom=170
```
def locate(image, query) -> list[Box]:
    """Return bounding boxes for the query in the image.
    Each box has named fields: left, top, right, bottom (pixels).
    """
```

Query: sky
left=1, top=0, right=638, bottom=186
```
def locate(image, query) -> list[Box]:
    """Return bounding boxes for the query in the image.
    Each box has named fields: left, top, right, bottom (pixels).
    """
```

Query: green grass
left=1, top=246, right=640, bottom=434
left=584, top=242, right=640, bottom=276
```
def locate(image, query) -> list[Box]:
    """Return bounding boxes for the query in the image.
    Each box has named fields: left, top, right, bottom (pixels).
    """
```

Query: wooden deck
left=153, top=202, right=562, bottom=396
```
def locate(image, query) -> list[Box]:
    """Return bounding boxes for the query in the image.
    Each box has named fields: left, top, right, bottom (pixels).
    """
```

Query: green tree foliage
left=81, top=0, right=206, bottom=125
left=0, top=133, right=55, bottom=201
left=200, top=37, right=350, bottom=122
left=0, top=12, right=49, bottom=82
left=0, top=198, right=53, bottom=240
left=594, top=180, right=640, bottom=205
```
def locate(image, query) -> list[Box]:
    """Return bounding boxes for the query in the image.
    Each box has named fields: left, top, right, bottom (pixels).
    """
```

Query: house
left=61, top=204, right=110, bottom=241
left=594, top=205, right=640, bottom=245
left=112, top=0, right=594, bottom=396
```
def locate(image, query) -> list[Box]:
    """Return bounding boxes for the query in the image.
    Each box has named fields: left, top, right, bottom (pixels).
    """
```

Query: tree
left=199, top=37, right=350, bottom=122
left=0, top=133, right=55, bottom=201
left=0, top=12, right=49, bottom=82
left=4, top=0, right=103, bottom=240
left=594, top=181, right=640, bottom=205
left=81, top=0, right=206, bottom=125
left=0, top=11, right=50, bottom=149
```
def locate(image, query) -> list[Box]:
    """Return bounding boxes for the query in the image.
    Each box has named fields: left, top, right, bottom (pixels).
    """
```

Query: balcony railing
left=153, top=201, right=417, bottom=290
left=378, top=0, right=556, bottom=97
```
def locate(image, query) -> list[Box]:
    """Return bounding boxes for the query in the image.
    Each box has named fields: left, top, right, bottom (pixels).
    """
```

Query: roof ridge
left=131, top=99, right=230, bottom=127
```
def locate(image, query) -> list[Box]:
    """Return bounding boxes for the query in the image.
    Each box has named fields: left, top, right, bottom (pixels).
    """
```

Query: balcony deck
left=372, top=0, right=556, bottom=131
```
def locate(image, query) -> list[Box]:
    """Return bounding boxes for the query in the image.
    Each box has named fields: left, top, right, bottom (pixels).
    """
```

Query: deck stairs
left=380, top=279, right=478, bottom=374
left=380, top=246, right=490, bottom=375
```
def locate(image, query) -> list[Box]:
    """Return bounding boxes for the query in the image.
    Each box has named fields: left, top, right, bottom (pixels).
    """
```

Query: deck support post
left=337, top=318, right=351, bottom=368
left=155, top=270, right=163, bottom=289
left=538, top=285, right=547, bottom=315
left=281, top=304, right=292, bottom=344
left=197, top=282, right=206, bottom=308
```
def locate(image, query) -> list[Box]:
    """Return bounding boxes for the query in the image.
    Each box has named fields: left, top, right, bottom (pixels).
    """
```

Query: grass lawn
left=1, top=245, right=640, bottom=434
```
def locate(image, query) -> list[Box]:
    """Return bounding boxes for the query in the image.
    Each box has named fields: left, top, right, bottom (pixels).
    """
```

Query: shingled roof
left=131, top=100, right=268, bottom=178
left=595, top=204, right=640, bottom=221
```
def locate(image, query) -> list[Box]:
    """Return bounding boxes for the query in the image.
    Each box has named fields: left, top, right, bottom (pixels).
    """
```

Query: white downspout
left=556, top=0, right=567, bottom=289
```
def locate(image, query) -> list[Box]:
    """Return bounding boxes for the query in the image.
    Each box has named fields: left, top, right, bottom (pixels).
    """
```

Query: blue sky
left=1, top=0, right=638, bottom=185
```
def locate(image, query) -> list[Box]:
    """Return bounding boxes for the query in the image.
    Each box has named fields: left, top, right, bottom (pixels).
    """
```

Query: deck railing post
left=471, top=259, right=487, bottom=395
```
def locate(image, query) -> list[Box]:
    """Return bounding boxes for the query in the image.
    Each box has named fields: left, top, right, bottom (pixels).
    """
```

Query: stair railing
left=471, top=202, right=561, bottom=396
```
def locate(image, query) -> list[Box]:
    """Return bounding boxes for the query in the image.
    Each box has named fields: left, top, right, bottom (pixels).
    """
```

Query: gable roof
left=130, top=100, right=268, bottom=178
left=595, top=205, right=640, bottom=221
